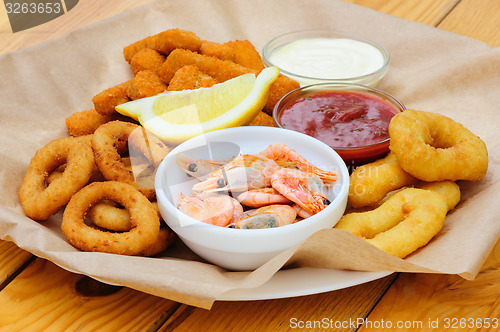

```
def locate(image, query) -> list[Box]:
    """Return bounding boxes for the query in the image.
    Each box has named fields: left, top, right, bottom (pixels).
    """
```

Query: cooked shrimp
left=177, top=193, right=234, bottom=227
left=271, top=168, right=330, bottom=214
left=292, top=203, right=314, bottom=219
left=229, top=204, right=297, bottom=229
left=176, top=153, right=230, bottom=181
left=229, top=196, right=244, bottom=223
left=236, top=187, right=292, bottom=208
left=259, top=144, right=337, bottom=183
left=192, top=154, right=280, bottom=192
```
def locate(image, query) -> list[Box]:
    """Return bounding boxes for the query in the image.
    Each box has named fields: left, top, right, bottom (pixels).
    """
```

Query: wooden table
left=1, top=0, right=499, bottom=330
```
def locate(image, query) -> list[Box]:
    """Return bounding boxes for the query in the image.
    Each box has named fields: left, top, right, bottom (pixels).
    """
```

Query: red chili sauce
left=279, top=91, right=399, bottom=148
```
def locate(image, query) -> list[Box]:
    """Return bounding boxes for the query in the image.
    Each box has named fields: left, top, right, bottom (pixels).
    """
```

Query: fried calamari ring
left=335, top=188, right=448, bottom=258
left=348, top=152, right=418, bottom=208
left=389, top=110, right=488, bottom=181
left=128, top=127, right=171, bottom=168
left=89, top=200, right=160, bottom=231
left=61, top=181, right=160, bottom=255
left=87, top=200, right=175, bottom=256
left=375, top=180, right=461, bottom=212
left=139, top=228, right=177, bottom=257
left=87, top=200, right=132, bottom=231
left=18, top=137, right=94, bottom=220
left=416, top=180, right=461, bottom=211
left=92, top=121, right=156, bottom=199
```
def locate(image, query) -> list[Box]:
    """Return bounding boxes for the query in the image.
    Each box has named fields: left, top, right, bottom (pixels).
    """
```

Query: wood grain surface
left=0, top=0, right=498, bottom=331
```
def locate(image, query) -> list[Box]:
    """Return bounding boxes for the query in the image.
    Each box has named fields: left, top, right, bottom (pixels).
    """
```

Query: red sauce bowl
left=273, top=83, right=405, bottom=168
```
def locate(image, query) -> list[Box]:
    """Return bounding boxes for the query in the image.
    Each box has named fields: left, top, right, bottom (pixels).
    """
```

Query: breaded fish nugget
left=200, top=40, right=236, bottom=61
left=248, top=111, right=277, bottom=127
left=225, top=40, right=265, bottom=71
left=265, top=75, right=300, bottom=114
left=167, top=65, right=217, bottom=91
left=66, top=109, right=121, bottom=136
left=92, top=81, right=131, bottom=115
left=159, top=49, right=299, bottom=113
left=159, top=49, right=253, bottom=84
left=123, top=28, right=201, bottom=63
left=130, top=48, right=165, bottom=75
left=127, top=70, right=167, bottom=100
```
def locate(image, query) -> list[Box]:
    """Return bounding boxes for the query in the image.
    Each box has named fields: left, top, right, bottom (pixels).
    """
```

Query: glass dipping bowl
left=273, top=83, right=406, bottom=168
left=263, top=29, right=390, bottom=87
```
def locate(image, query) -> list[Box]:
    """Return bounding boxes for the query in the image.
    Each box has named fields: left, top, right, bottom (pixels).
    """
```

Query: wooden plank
left=159, top=274, right=397, bottom=332
left=0, top=0, right=157, bottom=55
left=0, top=259, right=179, bottom=331
left=341, top=0, right=461, bottom=26
left=437, top=0, right=500, bottom=46
left=0, top=241, right=33, bottom=288
left=359, top=239, right=500, bottom=331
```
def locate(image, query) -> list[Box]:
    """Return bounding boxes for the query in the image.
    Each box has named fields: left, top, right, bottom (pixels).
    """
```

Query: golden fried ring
left=374, top=180, right=461, bottom=212
left=139, top=228, right=177, bottom=257
left=348, top=152, right=418, bottom=208
left=389, top=110, right=488, bottom=181
left=128, top=127, right=171, bottom=168
left=416, top=181, right=461, bottom=211
left=335, top=188, right=448, bottom=258
left=87, top=200, right=132, bottom=231
left=92, top=121, right=156, bottom=199
left=61, top=181, right=160, bottom=255
left=87, top=200, right=174, bottom=256
left=89, top=200, right=160, bottom=231
left=18, top=137, right=94, bottom=220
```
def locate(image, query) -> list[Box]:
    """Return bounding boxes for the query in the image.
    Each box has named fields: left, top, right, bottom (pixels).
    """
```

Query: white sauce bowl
left=263, top=29, right=390, bottom=87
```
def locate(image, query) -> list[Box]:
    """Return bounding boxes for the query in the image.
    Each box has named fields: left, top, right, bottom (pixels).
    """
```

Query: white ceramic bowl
left=263, top=29, right=390, bottom=87
left=155, top=127, right=349, bottom=271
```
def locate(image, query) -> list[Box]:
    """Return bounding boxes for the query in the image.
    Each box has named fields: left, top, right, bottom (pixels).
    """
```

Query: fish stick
left=66, top=109, right=126, bottom=136
left=265, top=75, right=300, bottom=115
left=167, top=65, right=217, bottom=91
left=248, top=111, right=277, bottom=127
left=127, top=70, right=167, bottom=100
left=225, top=40, right=265, bottom=71
left=130, top=48, right=165, bottom=76
left=199, top=40, right=236, bottom=61
left=159, top=49, right=254, bottom=84
left=123, top=28, right=202, bottom=63
left=92, top=81, right=131, bottom=115
left=159, top=49, right=299, bottom=114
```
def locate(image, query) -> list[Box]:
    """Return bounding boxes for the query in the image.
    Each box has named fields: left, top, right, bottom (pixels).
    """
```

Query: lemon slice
left=116, top=66, right=280, bottom=144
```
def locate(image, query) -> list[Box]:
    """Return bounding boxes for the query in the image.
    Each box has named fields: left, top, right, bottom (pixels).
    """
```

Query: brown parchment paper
left=1, top=0, right=499, bottom=309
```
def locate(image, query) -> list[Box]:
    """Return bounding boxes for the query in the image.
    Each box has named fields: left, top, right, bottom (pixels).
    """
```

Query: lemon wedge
left=116, top=66, right=280, bottom=144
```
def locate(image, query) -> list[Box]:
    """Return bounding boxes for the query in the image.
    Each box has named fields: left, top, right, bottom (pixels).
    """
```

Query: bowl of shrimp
left=155, top=126, right=349, bottom=271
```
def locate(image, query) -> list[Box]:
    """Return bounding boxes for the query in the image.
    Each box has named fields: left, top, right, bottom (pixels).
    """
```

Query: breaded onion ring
left=18, top=137, right=95, bottom=220
left=335, top=188, right=448, bottom=258
left=61, top=181, right=160, bottom=255
left=348, top=152, right=418, bottom=208
left=389, top=110, right=488, bottom=181
left=92, top=121, right=156, bottom=199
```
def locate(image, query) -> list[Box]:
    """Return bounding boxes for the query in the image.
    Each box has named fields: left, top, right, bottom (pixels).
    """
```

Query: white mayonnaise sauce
left=269, top=38, right=385, bottom=83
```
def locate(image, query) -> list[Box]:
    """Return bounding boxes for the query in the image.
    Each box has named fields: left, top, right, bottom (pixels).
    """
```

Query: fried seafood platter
left=18, top=28, right=297, bottom=258
left=17, top=28, right=489, bottom=270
